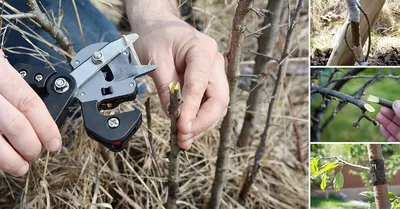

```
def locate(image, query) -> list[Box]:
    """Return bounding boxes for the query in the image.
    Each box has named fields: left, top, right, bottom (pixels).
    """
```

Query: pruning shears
left=15, top=34, right=156, bottom=152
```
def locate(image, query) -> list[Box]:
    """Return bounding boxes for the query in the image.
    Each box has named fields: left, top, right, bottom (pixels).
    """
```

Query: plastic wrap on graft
left=346, top=0, right=360, bottom=22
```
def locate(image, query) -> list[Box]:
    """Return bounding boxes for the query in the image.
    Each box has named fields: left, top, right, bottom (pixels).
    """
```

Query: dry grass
left=0, top=0, right=309, bottom=208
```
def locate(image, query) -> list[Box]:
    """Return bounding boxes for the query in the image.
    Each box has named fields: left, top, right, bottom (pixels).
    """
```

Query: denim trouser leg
left=4, top=0, right=120, bottom=69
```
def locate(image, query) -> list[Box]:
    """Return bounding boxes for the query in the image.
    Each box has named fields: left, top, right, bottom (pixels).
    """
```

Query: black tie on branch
left=370, top=159, right=387, bottom=186
left=311, top=84, right=378, bottom=127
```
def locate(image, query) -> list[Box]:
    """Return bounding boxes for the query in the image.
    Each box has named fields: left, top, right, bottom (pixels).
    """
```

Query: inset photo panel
left=310, top=0, right=398, bottom=66
left=311, top=68, right=400, bottom=142
left=311, top=144, right=400, bottom=209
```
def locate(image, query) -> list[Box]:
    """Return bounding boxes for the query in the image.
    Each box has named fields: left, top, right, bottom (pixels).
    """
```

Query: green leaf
left=311, top=162, right=339, bottom=178
left=310, top=157, right=320, bottom=174
left=392, top=201, right=399, bottom=209
left=333, top=172, right=344, bottom=191
left=360, top=191, right=375, bottom=198
left=391, top=145, right=400, bottom=154
left=370, top=202, right=376, bottom=209
left=320, top=172, right=327, bottom=191
left=388, top=192, right=397, bottom=201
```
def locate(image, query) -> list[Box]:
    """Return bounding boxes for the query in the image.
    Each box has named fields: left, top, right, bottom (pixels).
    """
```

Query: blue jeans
left=5, top=0, right=120, bottom=69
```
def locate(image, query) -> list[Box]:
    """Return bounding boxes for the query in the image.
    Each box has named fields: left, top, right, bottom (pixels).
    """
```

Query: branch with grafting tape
left=311, top=84, right=377, bottom=127
left=166, top=82, right=183, bottom=209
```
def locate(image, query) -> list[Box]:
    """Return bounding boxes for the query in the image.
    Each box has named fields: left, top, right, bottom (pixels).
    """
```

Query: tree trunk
left=367, top=144, right=390, bottom=209
left=327, top=0, right=385, bottom=65
left=237, top=0, right=285, bottom=148
left=207, top=1, right=254, bottom=208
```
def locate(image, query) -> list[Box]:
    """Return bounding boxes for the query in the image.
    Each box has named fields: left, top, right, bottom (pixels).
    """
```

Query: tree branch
left=239, top=0, right=304, bottom=203
left=312, top=84, right=378, bottom=128
left=166, top=82, right=184, bottom=209
left=311, top=69, right=365, bottom=142
left=321, top=156, right=369, bottom=170
left=208, top=0, right=254, bottom=208
left=0, top=13, right=36, bottom=20
left=26, top=0, right=75, bottom=58
left=312, top=84, right=374, bottom=112
left=237, top=0, right=284, bottom=148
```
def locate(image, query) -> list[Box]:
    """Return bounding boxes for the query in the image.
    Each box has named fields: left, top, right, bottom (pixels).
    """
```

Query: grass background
left=311, top=196, right=368, bottom=209
left=311, top=68, right=400, bottom=142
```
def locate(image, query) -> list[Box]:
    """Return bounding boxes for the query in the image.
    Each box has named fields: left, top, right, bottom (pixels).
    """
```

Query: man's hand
left=124, top=1, right=229, bottom=150
left=0, top=51, right=62, bottom=176
left=376, top=102, right=400, bottom=142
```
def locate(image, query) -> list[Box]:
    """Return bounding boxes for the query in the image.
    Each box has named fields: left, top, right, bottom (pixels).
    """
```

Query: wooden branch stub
left=166, top=82, right=183, bottom=209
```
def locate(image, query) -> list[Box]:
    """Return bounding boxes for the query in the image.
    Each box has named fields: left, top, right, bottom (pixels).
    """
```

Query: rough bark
left=166, top=82, right=183, bottom=209
left=237, top=0, right=285, bottom=148
left=238, top=0, right=304, bottom=204
left=327, top=0, right=385, bottom=65
left=367, top=145, right=390, bottom=209
left=207, top=0, right=254, bottom=208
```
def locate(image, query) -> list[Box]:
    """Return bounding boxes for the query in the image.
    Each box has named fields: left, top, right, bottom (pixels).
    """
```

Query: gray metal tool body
left=15, top=34, right=156, bottom=152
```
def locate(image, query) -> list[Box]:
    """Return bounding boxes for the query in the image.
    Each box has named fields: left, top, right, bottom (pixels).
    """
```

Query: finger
left=178, top=115, right=223, bottom=150
left=380, top=125, right=392, bottom=140
left=393, top=100, right=400, bottom=117
left=380, top=106, right=400, bottom=126
left=178, top=48, right=215, bottom=134
left=178, top=132, right=205, bottom=150
left=179, top=53, right=228, bottom=139
left=376, top=112, right=400, bottom=139
left=0, top=134, right=29, bottom=176
left=388, top=136, right=398, bottom=142
left=0, top=58, right=61, bottom=151
left=0, top=94, right=42, bottom=160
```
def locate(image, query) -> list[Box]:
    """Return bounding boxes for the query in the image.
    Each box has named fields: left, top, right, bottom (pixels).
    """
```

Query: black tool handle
left=14, top=63, right=77, bottom=126
left=80, top=100, right=142, bottom=152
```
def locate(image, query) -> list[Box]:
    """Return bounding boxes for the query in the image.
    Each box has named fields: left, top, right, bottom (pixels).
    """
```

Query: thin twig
left=239, top=0, right=304, bottom=202
left=208, top=0, right=254, bottom=208
left=71, top=0, right=86, bottom=47
left=237, top=0, right=284, bottom=148
left=311, top=84, right=374, bottom=112
left=26, top=0, right=75, bottom=59
left=0, top=13, right=36, bottom=20
left=321, top=156, right=369, bottom=170
left=166, top=82, right=184, bottom=209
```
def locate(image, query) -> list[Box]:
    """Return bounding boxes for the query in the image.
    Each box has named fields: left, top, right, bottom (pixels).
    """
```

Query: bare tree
left=237, top=0, right=285, bottom=148
left=238, top=0, right=305, bottom=203
left=208, top=0, right=254, bottom=208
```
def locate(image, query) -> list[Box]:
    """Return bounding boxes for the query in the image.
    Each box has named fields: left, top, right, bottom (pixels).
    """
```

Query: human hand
left=0, top=51, right=62, bottom=176
left=376, top=102, right=400, bottom=142
left=130, top=12, right=229, bottom=150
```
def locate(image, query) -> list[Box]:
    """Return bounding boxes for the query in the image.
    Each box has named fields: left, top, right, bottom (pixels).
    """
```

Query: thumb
left=392, top=101, right=400, bottom=117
